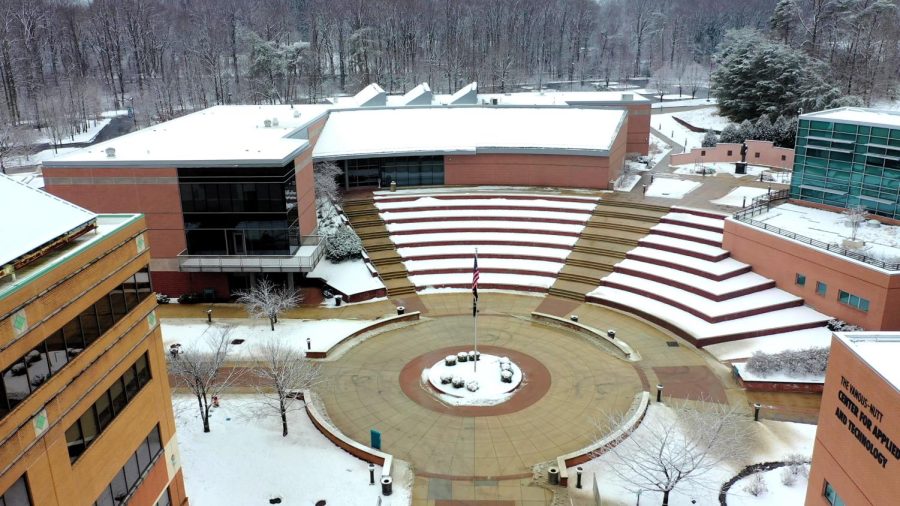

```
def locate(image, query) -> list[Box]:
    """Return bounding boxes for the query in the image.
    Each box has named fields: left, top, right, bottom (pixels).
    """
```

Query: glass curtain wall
left=179, top=164, right=300, bottom=256
left=343, top=156, right=444, bottom=188
left=791, top=119, right=900, bottom=218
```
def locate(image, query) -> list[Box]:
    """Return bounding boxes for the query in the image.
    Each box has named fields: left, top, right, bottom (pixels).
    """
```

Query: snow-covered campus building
left=41, top=84, right=650, bottom=298
left=0, top=175, right=185, bottom=506
left=808, top=332, right=900, bottom=506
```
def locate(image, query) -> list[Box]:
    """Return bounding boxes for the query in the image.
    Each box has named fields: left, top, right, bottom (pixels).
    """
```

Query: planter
left=452, top=376, right=464, bottom=388
left=457, top=352, right=468, bottom=363
left=440, top=374, right=453, bottom=384
left=444, top=355, right=457, bottom=366
left=501, top=370, right=513, bottom=383
left=466, top=380, right=479, bottom=392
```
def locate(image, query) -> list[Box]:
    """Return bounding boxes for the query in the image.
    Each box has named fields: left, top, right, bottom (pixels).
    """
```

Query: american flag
left=472, top=252, right=479, bottom=301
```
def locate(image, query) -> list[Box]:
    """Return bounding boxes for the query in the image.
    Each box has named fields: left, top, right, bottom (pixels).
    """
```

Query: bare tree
left=597, top=401, right=752, bottom=506
left=313, top=160, right=343, bottom=208
left=167, top=326, right=241, bottom=433
left=0, top=123, right=34, bottom=174
left=843, top=204, right=867, bottom=241
left=251, top=340, right=320, bottom=437
left=234, top=277, right=302, bottom=331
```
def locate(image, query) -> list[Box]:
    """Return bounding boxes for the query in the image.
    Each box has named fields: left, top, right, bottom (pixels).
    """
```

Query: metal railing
left=731, top=190, right=900, bottom=271
left=177, top=235, right=324, bottom=272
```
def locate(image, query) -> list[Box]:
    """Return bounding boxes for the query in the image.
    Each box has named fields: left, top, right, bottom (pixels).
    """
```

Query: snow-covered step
left=614, top=259, right=773, bottom=299
left=586, top=286, right=830, bottom=344
left=374, top=191, right=599, bottom=203
left=390, top=231, right=578, bottom=247
left=626, top=247, right=751, bottom=281
left=650, top=223, right=724, bottom=246
left=386, top=220, right=584, bottom=235
left=601, top=272, right=802, bottom=321
left=381, top=208, right=592, bottom=224
left=638, top=234, right=730, bottom=261
left=375, top=196, right=597, bottom=212
left=404, top=257, right=564, bottom=275
left=411, top=272, right=556, bottom=290
left=659, top=211, right=725, bottom=232
left=397, top=244, right=571, bottom=261
left=703, top=327, right=835, bottom=362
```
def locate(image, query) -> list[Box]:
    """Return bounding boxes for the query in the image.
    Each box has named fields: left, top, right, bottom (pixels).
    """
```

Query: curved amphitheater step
left=343, top=196, right=417, bottom=297
left=370, top=190, right=601, bottom=294
left=547, top=200, right=670, bottom=301
left=585, top=207, right=833, bottom=350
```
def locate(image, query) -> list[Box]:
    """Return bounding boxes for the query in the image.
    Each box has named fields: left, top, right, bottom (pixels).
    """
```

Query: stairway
left=343, top=197, right=418, bottom=297
left=547, top=200, right=669, bottom=301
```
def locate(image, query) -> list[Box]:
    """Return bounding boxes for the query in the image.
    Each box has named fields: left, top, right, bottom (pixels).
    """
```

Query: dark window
left=135, top=355, right=151, bottom=387
left=65, top=422, right=85, bottom=462
left=727, top=150, right=732, bottom=156
left=3, top=357, right=31, bottom=410
left=95, top=488, right=115, bottom=506
left=838, top=290, right=870, bottom=312
left=0, top=475, right=31, bottom=506
left=701, top=150, right=706, bottom=156
left=66, top=354, right=152, bottom=463
left=824, top=481, right=845, bottom=506
left=155, top=489, right=172, bottom=506
left=79, top=305, right=101, bottom=346
left=136, top=438, right=152, bottom=470
left=816, top=281, right=827, bottom=296
left=45, top=330, right=68, bottom=374
left=147, top=425, right=162, bottom=457
left=754, top=152, right=760, bottom=158
left=123, top=453, right=141, bottom=489
left=781, top=155, right=787, bottom=161
left=110, top=469, right=128, bottom=502
left=795, top=273, right=806, bottom=286
left=94, top=426, right=162, bottom=506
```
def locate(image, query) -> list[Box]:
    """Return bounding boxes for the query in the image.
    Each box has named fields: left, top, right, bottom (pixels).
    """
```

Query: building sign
left=136, top=233, right=147, bottom=253
left=12, top=309, right=28, bottom=336
left=835, top=375, right=900, bottom=468
left=32, top=409, right=48, bottom=437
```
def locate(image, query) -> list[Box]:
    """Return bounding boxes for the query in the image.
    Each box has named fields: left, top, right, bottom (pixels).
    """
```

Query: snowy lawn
left=5, top=147, right=79, bottom=168
left=35, top=118, right=111, bottom=145
left=309, top=258, right=385, bottom=296
left=161, top=318, right=379, bottom=357
left=726, top=466, right=810, bottom=505
left=753, top=203, right=900, bottom=263
left=673, top=162, right=768, bottom=178
left=174, top=395, right=411, bottom=505
left=424, top=354, right=523, bottom=406
left=374, top=196, right=597, bottom=212
left=569, top=403, right=816, bottom=506
left=669, top=107, right=730, bottom=131
left=651, top=97, right=718, bottom=109
left=653, top=112, right=707, bottom=149
left=710, top=187, right=771, bottom=208
left=704, top=327, right=835, bottom=362
left=645, top=177, right=701, bottom=198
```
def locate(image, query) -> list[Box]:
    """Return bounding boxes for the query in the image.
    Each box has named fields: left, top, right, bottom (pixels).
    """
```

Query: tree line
left=0, top=0, right=896, bottom=136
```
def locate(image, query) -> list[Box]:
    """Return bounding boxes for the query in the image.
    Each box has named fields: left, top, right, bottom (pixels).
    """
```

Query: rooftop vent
left=264, top=119, right=272, bottom=128
left=622, top=93, right=633, bottom=100
left=105, top=147, right=116, bottom=158
left=293, top=110, right=300, bottom=118
left=272, top=117, right=279, bottom=127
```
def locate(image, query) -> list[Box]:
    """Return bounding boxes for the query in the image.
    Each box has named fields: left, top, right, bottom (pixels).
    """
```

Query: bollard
left=548, top=467, right=560, bottom=485
left=607, top=329, right=616, bottom=339
left=576, top=466, right=584, bottom=489
left=334, top=295, right=342, bottom=307
left=381, top=476, right=393, bottom=496
left=642, top=184, right=647, bottom=195
left=650, top=174, right=654, bottom=183
left=369, top=464, right=375, bottom=485
left=390, top=180, right=397, bottom=192
left=397, top=306, right=405, bottom=315
left=743, top=196, right=747, bottom=208
left=570, top=315, right=579, bottom=322
left=754, top=403, right=762, bottom=421
left=207, top=309, right=212, bottom=324
left=656, top=384, right=664, bottom=403
left=306, top=337, right=311, bottom=351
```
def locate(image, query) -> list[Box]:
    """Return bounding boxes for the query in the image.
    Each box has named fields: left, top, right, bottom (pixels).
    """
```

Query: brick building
left=0, top=175, right=186, bottom=506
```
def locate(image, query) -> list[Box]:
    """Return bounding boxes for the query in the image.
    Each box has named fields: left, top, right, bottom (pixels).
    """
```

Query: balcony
left=177, top=235, right=324, bottom=273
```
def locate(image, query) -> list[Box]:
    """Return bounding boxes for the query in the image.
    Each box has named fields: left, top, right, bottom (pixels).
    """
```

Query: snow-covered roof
left=803, top=107, right=900, bottom=129
left=478, top=90, right=651, bottom=106
left=43, top=105, right=330, bottom=168
left=312, top=107, right=626, bottom=160
left=837, top=332, right=900, bottom=391
left=0, top=174, right=96, bottom=266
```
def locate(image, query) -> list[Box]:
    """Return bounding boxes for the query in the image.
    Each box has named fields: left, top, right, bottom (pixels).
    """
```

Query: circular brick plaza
left=317, top=312, right=644, bottom=479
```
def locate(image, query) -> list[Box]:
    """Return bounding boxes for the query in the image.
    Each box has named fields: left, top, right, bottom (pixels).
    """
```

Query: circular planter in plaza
left=424, top=353, right=524, bottom=406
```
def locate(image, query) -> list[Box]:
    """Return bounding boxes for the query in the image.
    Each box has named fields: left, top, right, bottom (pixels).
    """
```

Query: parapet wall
left=671, top=140, right=794, bottom=170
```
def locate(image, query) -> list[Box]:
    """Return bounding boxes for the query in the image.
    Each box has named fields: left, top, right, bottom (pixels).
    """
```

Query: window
left=727, top=150, right=733, bottom=156
left=781, top=155, right=787, bottom=161
left=94, top=426, right=164, bottom=506
left=1, top=268, right=151, bottom=421
left=66, top=354, right=152, bottom=463
left=816, top=281, right=827, bottom=296
left=754, top=152, right=760, bottom=158
left=795, top=273, right=806, bottom=286
left=0, top=475, right=32, bottom=506
left=824, top=482, right=845, bottom=506
left=838, top=290, right=870, bottom=312
left=701, top=150, right=706, bottom=156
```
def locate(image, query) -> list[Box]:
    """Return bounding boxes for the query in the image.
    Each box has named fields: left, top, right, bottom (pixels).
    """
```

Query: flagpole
left=474, top=247, right=478, bottom=373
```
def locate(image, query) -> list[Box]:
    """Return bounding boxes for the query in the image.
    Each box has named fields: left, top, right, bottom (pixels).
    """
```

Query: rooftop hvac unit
left=622, top=93, right=634, bottom=100
left=293, top=110, right=300, bottom=118
left=491, top=98, right=498, bottom=105
left=105, top=147, right=116, bottom=158
left=272, top=117, right=279, bottom=126
left=264, top=119, right=272, bottom=128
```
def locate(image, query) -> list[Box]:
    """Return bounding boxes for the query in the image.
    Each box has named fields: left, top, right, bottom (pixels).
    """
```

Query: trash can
left=397, top=306, right=405, bottom=315
left=381, top=476, right=393, bottom=496
left=548, top=467, right=560, bottom=485
left=334, top=295, right=342, bottom=307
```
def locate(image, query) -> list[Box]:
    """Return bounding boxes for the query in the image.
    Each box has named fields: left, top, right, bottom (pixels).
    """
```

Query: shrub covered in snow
left=466, top=380, right=479, bottom=392
left=701, top=130, right=718, bottom=147
left=780, top=467, right=797, bottom=486
left=452, top=376, right=464, bottom=388
left=743, top=473, right=768, bottom=497
left=827, top=319, right=864, bottom=332
left=457, top=352, right=468, bottom=363
left=746, top=347, right=829, bottom=377
left=500, top=362, right=512, bottom=372
left=440, top=373, right=453, bottom=384
left=324, top=226, right=363, bottom=262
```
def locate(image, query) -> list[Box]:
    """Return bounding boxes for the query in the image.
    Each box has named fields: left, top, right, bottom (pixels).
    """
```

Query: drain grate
left=231, top=339, right=245, bottom=345
left=666, top=341, right=679, bottom=347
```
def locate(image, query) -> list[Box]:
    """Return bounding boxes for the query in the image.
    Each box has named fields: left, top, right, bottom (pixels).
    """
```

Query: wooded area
left=0, top=0, right=897, bottom=133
